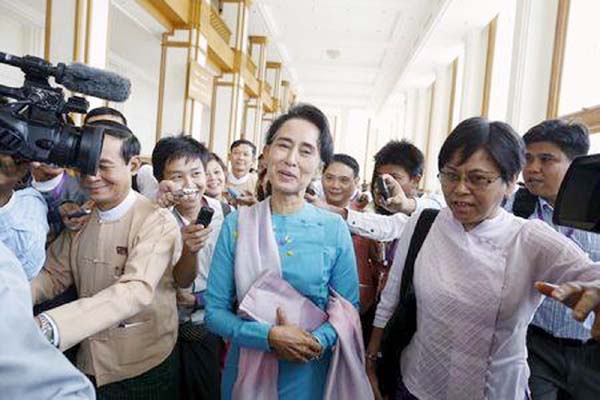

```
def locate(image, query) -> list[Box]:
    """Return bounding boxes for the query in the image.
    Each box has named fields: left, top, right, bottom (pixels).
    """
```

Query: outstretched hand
left=535, top=280, right=600, bottom=339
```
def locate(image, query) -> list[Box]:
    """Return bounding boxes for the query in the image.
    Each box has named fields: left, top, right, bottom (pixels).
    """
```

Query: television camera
left=0, top=52, right=130, bottom=175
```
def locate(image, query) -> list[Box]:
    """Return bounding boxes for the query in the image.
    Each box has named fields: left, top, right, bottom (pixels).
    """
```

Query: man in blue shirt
left=506, top=120, right=600, bottom=399
left=0, top=155, right=48, bottom=279
left=0, top=241, right=95, bottom=399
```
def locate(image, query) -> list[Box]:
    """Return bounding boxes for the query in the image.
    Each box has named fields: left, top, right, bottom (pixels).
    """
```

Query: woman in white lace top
left=366, top=117, right=600, bottom=400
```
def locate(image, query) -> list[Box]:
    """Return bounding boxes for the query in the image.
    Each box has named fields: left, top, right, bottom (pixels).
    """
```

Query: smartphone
left=67, top=209, right=91, bottom=219
left=227, top=187, right=241, bottom=199
left=375, top=176, right=389, bottom=200
left=196, top=206, right=214, bottom=227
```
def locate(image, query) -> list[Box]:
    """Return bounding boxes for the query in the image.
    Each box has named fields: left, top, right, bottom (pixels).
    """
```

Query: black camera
left=375, top=176, right=390, bottom=201
left=553, top=154, right=600, bottom=233
left=0, top=52, right=130, bottom=175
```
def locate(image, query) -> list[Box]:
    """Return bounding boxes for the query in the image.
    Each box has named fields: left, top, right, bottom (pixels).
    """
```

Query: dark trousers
left=94, top=349, right=178, bottom=400
left=527, top=325, right=600, bottom=400
left=177, top=322, right=223, bottom=400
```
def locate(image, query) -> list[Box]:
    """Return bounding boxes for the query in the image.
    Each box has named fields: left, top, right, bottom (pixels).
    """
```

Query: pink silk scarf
left=232, top=200, right=373, bottom=400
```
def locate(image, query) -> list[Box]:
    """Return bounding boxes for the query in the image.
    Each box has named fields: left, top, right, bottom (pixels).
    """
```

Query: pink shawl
left=233, top=199, right=373, bottom=400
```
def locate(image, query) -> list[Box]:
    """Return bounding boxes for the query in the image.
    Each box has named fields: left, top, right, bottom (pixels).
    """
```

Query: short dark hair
left=264, top=103, right=334, bottom=165
left=207, top=152, right=227, bottom=173
left=89, top=120, right=140, bottom=163
left=523, top=119, right=590, bottom=160
left=151, top=135, right=210, bottom=181
left=84, top=106, right=127, bottom=125
left=438, top=117, right=525, bottom=183
left=374, top=140, right=424, bottom=177
left=325, top=153, right=360, bottom=178
left=230, top=139, right=257, bottom=156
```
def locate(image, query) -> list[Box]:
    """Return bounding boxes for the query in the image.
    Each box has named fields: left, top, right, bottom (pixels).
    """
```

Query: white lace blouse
left=374, top=207, right=600, bottom=400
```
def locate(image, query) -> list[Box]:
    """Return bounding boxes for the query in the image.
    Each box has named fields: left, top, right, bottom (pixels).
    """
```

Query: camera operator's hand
left=59, top=200, right=94, bottom=231
left=181, top=223, right=212, bottom=255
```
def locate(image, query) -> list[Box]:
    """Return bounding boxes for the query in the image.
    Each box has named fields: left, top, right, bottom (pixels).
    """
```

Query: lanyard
left=537, top=204, right=575, bottom=240
left=49, top=173, right=67, bottom=200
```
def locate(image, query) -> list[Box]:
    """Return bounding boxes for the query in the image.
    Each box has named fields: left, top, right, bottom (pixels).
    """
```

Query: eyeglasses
left=437, top=170, right=502, bottom=190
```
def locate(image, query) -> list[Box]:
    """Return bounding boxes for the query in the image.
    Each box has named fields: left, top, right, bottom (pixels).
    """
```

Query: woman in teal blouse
left=205, top=104, right=359, bottom=400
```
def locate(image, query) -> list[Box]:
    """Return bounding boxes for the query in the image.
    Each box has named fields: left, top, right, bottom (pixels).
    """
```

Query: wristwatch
left=38, top=314, right=56, bottom=347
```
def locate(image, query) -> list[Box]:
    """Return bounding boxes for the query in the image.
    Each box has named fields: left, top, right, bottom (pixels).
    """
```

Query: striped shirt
left=506, top=195, right=600, bottom=340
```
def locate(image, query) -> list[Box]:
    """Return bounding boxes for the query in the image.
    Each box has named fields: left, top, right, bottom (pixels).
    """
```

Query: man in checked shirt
left=505, top=119, right=600, bottom=399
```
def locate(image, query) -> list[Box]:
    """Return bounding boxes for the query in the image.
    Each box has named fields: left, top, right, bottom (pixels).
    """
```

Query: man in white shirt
left=152, top=135, right=226, bottom=400
left=308, top=140, right=444, bottom=241
left=227, top=139, right=258, bottom=198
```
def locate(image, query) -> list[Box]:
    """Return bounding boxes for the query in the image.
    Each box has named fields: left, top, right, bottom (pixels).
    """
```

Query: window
left=559, top=0, right=600, bottom=115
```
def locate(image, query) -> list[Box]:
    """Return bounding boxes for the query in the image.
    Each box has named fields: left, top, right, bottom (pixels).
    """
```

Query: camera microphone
left=0, top=53, right=131, bottom=102
left=56, top=63, right=131, bottom=102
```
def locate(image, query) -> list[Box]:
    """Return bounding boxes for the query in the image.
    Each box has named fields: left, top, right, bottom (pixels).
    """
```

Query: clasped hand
left=267, top=308, right=322, bottom=363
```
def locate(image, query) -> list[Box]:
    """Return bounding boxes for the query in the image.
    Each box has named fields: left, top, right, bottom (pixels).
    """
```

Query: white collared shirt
left=227, top=172, right=251, bottom=186
left=375, top=207, right=600, bottom=399
left=97, top=190, right=137, bottom=222
left=31, top=172, right=65, bottom=192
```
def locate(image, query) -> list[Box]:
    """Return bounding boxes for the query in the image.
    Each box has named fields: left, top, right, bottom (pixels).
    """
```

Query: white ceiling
left=250, top=0, right=447, bottom=111
left=2, top=0, right=504, bottom=116
left=397, top=0, right=507, bottom=91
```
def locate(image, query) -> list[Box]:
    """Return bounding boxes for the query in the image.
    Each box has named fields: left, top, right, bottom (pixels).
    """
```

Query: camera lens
left=76, top=125, right=104, bottom=175
left=46, top=124, right=103, bottom=176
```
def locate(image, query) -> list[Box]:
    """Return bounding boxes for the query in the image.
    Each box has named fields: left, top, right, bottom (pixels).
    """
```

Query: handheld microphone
left=56, top=63, right=131, bottom=102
